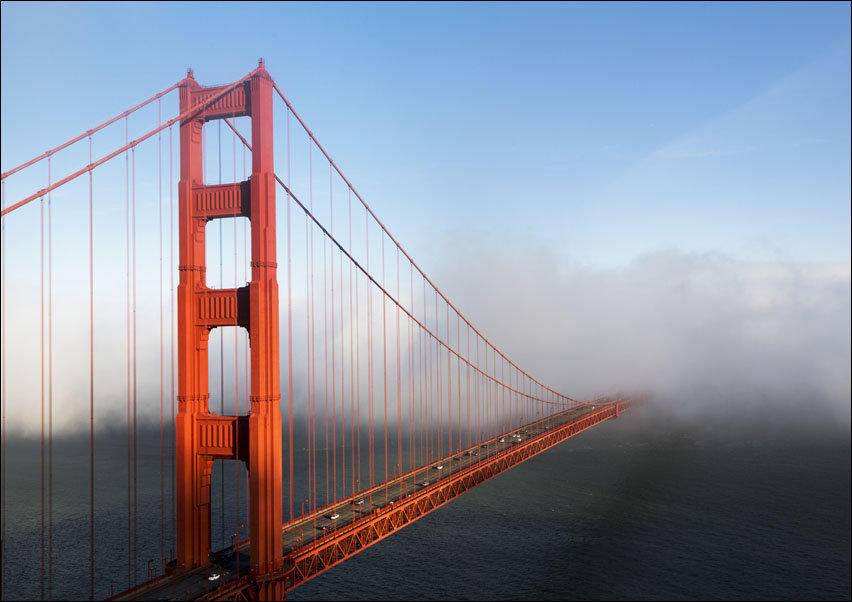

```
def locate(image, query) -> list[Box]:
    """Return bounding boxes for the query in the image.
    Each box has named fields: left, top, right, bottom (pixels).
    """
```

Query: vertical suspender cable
left=429, top=289, right=441, bottom=461
left=491, top=347, right=495, bottom=437
left=322, top=157, right=330, bottom=508
left=287, top=108, right=294, bottom=523
left=349, top=189, right=355, bottom=496
left=512, top=368, right=516, bottom=430
left=169, top=125, right=176, bottom=562
left=476, top=336, right=480, bottom=444
left=422, top=279, right=426, bottom=461
left=323, top=226, right=329, bottom=506
left=457, top=313, right=461, bottom=452
left=340, top=212, right=346, bottom=499
left=124, top=116, right=131, bottom=590
left=434, top=289, right=440, bottom=459
left=487, top=346, right=491, bottom=439
left=88, top=135, right=95, bottom=601
left=396, top=248, right=401, bottom=471
left=428, top=283, right=432, bottom=460
left=381, top=235, right=387, bottom=491
left=418, top=277, right=423, bottom=466
left=432, top=292, right=437, bottom=459
left=132, top=145, right=138, bottom=586
left=354, top=248, right=359, bottom=494
left=409, top=264, right=414, bottom=472
left=1, top=181, right=5, bottom=602
left=365, top=213, right=371, bottom=489
left=355, top=207, right=361, bottom=493
left=440, top=294, right=445, bottom=457
left=496, top=350, right=499, bottom=436
left=39, top=194, right=44, bottom=601
left=304, top=151, right=312, bottom=513
left=429, top=291, right=433, bottom=459
left=305, top=190, right=313, bottom=513
left=46, top=158, right=53, bottom=601
left=310, top=140, right=317, bottom=510
left=484, top=345, right=488, bottom=439
left=158, top=99, right=165, bottom=569
left=426, top=280, right=430, bottom=460
left=467, top=323, right=470, bottom=448
left=330, top=164, right=336, bottom=504
left=446, top=303, right=450, bottom=456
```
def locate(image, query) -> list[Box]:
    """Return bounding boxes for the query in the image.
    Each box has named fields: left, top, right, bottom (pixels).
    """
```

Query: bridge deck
left=113, top=399, right=632, bottom=601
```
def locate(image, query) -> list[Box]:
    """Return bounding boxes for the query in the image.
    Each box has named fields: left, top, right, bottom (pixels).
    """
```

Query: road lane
left=117, top=402, right=611, bottom=600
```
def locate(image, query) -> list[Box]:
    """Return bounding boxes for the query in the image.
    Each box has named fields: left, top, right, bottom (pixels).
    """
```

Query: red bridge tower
left=175, top=61, right=284, bottom=599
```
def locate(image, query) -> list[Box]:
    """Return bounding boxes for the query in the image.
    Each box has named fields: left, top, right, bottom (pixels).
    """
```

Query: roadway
left=115, top=401, right=607, bottom=600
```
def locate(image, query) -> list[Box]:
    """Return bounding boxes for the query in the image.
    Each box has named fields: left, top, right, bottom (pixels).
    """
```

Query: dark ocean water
left=3, top=404, right=850, bottom=601
left=287, top=407, right=851, bottom=601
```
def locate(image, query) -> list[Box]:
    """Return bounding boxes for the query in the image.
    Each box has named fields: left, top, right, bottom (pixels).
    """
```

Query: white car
left=208, top=573, right=220, bottom=582
left=499, top=437, right=505, bottom=443
left=433, top=464, right=443, bottom=470
left=420, top=481, right=429, bottom=486
left=329, top=513, right=340, bottom=520
left=354, top=499, right=365, bottom=506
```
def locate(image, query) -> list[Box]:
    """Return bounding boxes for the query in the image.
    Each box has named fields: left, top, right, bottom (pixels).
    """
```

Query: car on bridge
left=329, top=513, right=340, bottom=520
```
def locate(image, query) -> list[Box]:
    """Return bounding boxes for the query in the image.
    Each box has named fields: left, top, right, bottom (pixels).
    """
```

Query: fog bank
left=434, top=236, right=850, bottom=427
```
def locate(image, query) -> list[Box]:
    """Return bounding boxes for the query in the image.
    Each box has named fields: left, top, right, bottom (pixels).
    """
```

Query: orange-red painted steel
left=2, top=63, right=643, bottom=602
left=193, top=399, right=638, bottom=601
left=1, top=72, right=258, bottom=217
left=0, top=82, right=181, bottom=181
left=271, top=82, right=583, bottom=408
left=175, top=63, right=284, bottom=599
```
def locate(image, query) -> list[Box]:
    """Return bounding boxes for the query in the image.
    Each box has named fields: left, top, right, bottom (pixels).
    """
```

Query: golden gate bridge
left=0, top=61, right=641, bottom=600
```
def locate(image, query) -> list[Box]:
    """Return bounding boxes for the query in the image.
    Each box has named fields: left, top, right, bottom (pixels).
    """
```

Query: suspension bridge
left=0, top=61, right=641, bottom=601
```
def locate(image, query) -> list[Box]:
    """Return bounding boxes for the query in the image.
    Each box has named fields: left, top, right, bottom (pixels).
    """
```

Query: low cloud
left=433, top=235, right=850, bottom=427
left=4, top=234, right=848, bottom=438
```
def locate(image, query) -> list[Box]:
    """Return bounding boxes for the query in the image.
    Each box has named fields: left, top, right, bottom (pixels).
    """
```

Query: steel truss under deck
left=195, top=398, right=634, bottom=600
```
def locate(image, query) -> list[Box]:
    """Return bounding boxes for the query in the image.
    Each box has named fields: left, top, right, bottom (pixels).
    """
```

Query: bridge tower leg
left=176, top=61, right=284, bottom=597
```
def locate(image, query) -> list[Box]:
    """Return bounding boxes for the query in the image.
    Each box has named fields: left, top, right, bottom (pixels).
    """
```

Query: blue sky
left=1, top=2, right=850, bottom=434
left=0, top=13, right=848, bottom=602
left=2, top=1, right=849, bottom=268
